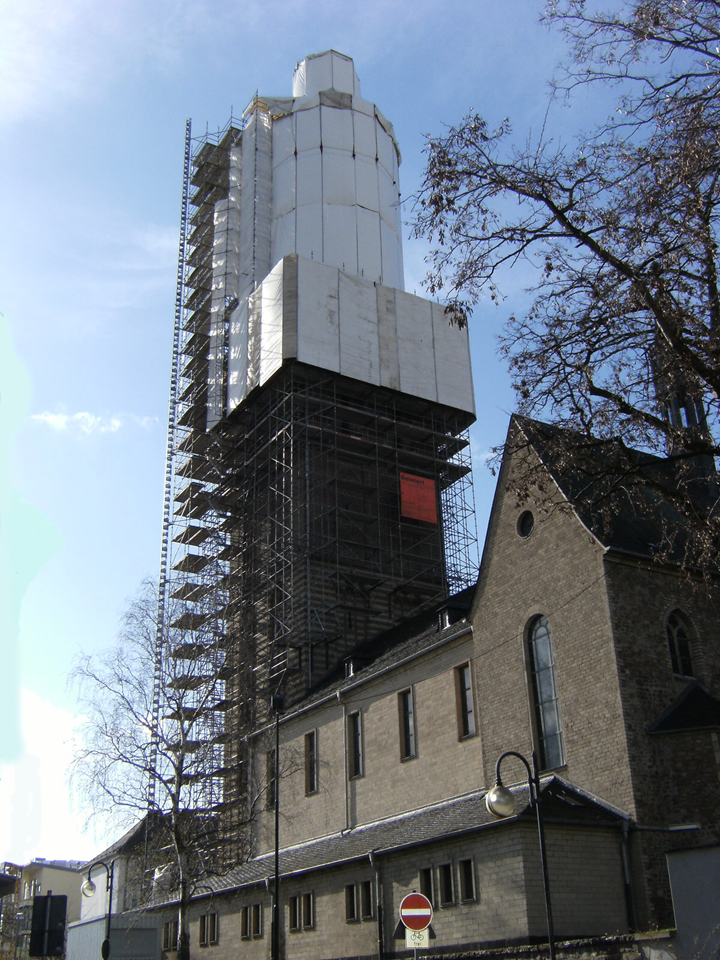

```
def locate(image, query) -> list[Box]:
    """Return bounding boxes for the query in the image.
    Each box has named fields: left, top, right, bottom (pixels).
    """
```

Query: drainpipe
left=369, top=851, right=384, bottom=960
left=338, top=691, right=350, bottom=831
left=620, top=821, right=636, bottom=932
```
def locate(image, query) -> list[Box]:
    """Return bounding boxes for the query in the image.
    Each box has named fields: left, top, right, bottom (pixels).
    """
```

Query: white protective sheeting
left=356, top=205, right=382, bottom=282
left=227, top=299, right=249, bottom=412
left=226, top=256, right=475, bottom=417
left=222, top=53, right=468, bottom=418
left=268, top=52, right=403, bottom=291
left=338, top=271, right=379, bottom=384
left=321, top=105, right=353, bottom=150
left=207, top=144, right=242, bottom=428
left=324, top=204, right=358, bottom=276
left=432, top=301, right=477, bottom=411
left=292, top=50, right=360, bottom=98
left=395, top=291, right=438, bottom=403
left=259, top=264, right=284, bottom=388
left=296, top=258, right=340, bottom=372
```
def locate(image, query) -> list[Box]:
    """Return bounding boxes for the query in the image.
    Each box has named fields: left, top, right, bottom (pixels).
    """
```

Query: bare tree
left=414, top=0, right=720, bottom=571
left=71, top=579, right=271, bottom=960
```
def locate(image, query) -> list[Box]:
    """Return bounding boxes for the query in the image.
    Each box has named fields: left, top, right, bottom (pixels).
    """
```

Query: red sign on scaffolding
left=399, top=473, right=438, bottom=525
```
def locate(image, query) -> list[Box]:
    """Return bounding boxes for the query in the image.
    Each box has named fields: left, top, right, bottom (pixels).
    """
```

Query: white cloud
left=31, top=410, right=157, bottom=435
left=0, top=689, right=101, bottom=863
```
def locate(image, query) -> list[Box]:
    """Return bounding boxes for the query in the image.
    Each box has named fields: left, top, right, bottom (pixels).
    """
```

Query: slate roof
left=649, top=680, right=720, bottom=733
left=80, top=813, right=161, bottom=869
left=192, top=776, right=628, bottom=899
left=514, top=416, right=718, bottom=563
left=289, top=588, right=475, bottom=714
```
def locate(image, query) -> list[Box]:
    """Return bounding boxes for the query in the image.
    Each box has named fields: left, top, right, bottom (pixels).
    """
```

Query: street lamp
left=81, top=860, right=115, bottom=960
left=486, top=751, right=555, bottom=960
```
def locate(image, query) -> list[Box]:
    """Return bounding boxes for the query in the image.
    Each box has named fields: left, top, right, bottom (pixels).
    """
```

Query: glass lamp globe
left=81, top=878, right=97, bottom=898
left=486, top=783, right=516, bottom=819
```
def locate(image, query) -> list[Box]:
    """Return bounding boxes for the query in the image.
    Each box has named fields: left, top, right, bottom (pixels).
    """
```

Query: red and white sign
left=399, top=893, right=433, bottom=931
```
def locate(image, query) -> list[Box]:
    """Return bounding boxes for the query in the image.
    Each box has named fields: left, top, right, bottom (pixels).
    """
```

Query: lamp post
left=271, top=693, right=284, bottom=960
left=486, top=751, right=555, bottom=960
left=81, top=860, right=115, bottom=960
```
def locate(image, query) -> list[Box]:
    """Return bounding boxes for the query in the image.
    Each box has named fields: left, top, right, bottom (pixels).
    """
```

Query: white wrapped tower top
left=210, top=52, right=474, bottom=424
left=219, top=49, right=404, bottom=302
left=292, top=50, right=362, bottom=98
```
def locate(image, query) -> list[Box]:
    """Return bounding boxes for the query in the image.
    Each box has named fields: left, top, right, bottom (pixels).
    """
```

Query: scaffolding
left=155, top=117, right=480, bottom=866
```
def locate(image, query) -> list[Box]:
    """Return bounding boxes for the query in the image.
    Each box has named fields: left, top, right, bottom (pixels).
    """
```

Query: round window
left=517, top=510, right=534, bottom=538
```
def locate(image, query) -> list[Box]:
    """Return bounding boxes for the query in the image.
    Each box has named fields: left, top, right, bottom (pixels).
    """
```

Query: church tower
left=158, top=52, right=477, bottom=857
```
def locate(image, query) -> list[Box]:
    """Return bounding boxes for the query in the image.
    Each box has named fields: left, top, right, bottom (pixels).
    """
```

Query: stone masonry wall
left=471, top=448, right=635, bottom=814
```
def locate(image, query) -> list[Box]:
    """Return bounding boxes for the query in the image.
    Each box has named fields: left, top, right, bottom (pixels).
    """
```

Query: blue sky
left=1, top=0, right=577, bottom=863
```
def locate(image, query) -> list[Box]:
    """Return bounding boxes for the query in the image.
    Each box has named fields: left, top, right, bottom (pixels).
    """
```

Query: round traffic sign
left=399, top=892, right=433, bottom=931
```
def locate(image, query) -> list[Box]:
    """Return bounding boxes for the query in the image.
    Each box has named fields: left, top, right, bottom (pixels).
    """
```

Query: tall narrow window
left=419, top=867, right=434, bottom=906
left=199, top=913, right=219, bottom=946
left=163, top=920, right=178, bottom=951
left=459, top=859, right=475, bottom=902
left=266, top=748, right=276, bottom=808
left=455, top=663, right=476, bottom=738
left=360, top=880, right=373, bottom=919
left=302, top=892, right=314, bottom=929
left=398, top=689, right=416, bottom=759
left=251, top=903, right=263, bottom=938
left=439, top=863, right=454, bottom=905
left=667, top=611, right=694, bottom=677
left=289, top=896, right=300, bottom=932
left=348, top=711, right=363, bottom=778
left=345, top=884, right=358, bottom=922
left=528, top=616, right=565, bottom=770
left=305, top=730, right=318, bottom=795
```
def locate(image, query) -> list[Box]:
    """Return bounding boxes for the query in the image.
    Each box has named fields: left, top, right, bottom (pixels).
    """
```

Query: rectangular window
left=348, top=711, right=363, bottom=778
left=455, top=663, right=476, bottom=738
left=266, top=748, right=276, bottom=808
left=241, top=906, right=250, bottom=940
left=289, top=896, right=300, bottom=932
left=162, top=920, right=178, bottom=951
left=345, top=884, right=358, bottom=922
left=419, top=867, right=434, bottom=906
left=439, top=863, right=454, bottom=905
left=305, top=730, right=317, bottom=795
left=398, top=689, right=416, bottom=760
left=459, top=859, right=475, bottom=902
left=302, top=892, right=314, bottom=930
left=199, top=912, right=218, bottom=946
left=252, top=903, right=263, bottom=938
left=360, top=880, right=373, bottom=919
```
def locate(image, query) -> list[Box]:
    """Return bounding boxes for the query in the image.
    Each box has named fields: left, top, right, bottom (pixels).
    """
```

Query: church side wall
left=251, top=631, right=483, bottom=855
left=602, top=557, right=720, bottom=926
left=471, top=449, right=635, bottom=815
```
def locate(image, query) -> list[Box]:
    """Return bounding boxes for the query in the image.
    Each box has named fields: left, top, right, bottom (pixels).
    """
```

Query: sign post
left=399, top=893, right=433, bottom=957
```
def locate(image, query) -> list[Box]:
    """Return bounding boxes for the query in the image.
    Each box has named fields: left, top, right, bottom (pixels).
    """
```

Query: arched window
left=666, top=611, right=694, bottom=677
left=527, top=616, right=565, bottom=770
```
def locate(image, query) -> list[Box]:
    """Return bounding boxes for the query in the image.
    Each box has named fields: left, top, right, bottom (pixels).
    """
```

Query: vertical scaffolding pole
left=149, top=119, right=193, bottom=817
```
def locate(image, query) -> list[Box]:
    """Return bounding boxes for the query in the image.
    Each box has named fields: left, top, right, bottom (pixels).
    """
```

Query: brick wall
left=471, top=449, right=634, bottom=812
left=603, top=557, right=720, bottom=926
left=176, top=819, right=627, bottom=959
left=252, top=632, right=483, bottom=855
